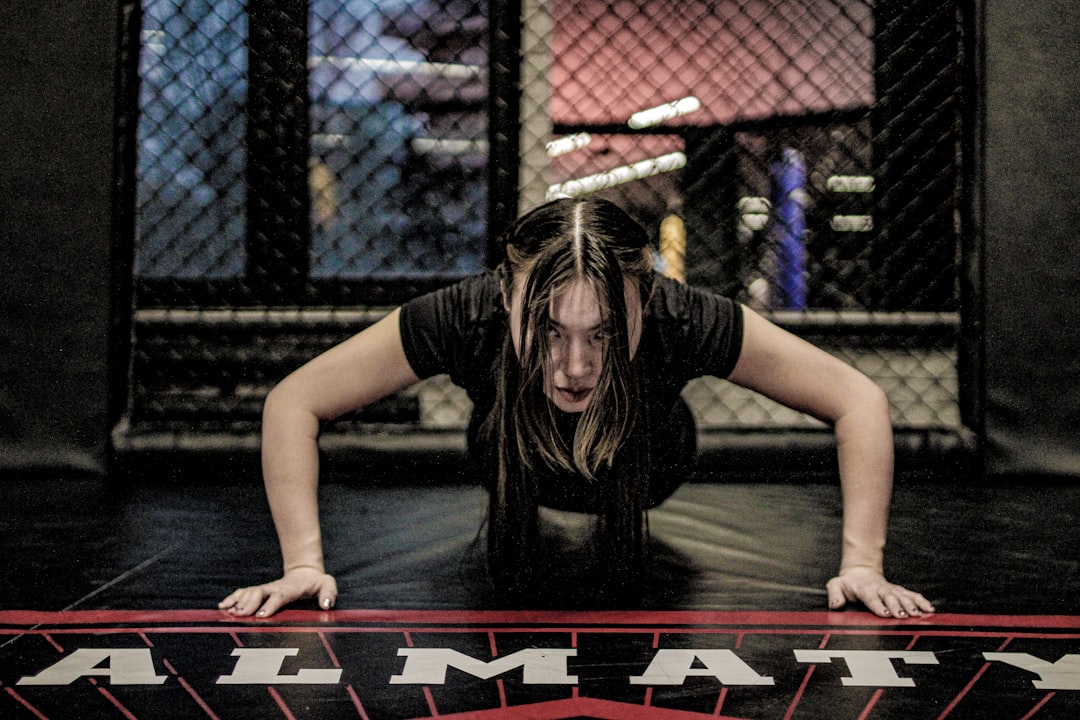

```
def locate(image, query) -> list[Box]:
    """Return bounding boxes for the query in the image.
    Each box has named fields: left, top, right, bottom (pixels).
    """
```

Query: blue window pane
left=135, top=0, right=247, bottom=279
left=308, top=0, right=489, bottom=278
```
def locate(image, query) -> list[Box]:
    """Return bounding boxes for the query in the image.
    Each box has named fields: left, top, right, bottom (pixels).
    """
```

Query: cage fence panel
left=135, top=0, right=248, bottom=280
left=522, top=0, right=964, bottom=433
left=128, top=0, right=489, bottom=440
left=307, top=0, right=489, bottom=279
left=124, top=0, right=968, bottom=449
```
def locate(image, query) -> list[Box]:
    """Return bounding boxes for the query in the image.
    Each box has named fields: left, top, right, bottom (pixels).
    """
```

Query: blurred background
left=2, top=0, right=1077, bottom=482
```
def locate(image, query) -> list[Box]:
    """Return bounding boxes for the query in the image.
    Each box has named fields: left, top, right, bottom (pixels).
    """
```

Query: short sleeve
left=398, top=273, right=504, bottom=395
left=648, top=275, right=744, bottom=383
left=683, top=284, right=744, bottom=379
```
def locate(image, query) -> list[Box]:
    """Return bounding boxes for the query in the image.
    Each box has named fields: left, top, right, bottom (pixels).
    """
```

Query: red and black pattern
left=3, top=610, right=1078, bottom=719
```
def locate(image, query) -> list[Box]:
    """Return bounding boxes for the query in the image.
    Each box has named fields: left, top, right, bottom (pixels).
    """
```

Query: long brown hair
left=481, top=197, right=656, bottom=594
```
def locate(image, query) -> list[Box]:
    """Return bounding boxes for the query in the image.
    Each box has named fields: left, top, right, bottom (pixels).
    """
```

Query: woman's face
left=505, top=276, right=645, bottom=413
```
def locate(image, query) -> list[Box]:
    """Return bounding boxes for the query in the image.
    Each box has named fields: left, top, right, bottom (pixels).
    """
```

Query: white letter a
left=18, top=649, right=167, bottom=686
left=629, top=649, right=774, bottom=686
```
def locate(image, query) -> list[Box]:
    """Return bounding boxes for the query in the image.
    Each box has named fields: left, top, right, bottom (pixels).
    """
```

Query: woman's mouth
left=556, top=387, right=593, bottom=404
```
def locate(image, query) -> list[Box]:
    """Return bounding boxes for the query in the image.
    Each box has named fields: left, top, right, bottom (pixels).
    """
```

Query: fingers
left=880, top=593, right=906, bottom=618
left=901, top=589, right=936, bottom=615
left=315, top=575, right=338, bottom=611
left=826, top=572, right=936, bottom=619
left=254, top=589, right=289, bottom=618
left=218, top=586, right=267, bottom=617
left=220, top=584, right=282, bottom=617
left=872, top=585, right=936, bottom=618
left=217, top=584, right=290, bottom=618
left=218, top=572, right=339, bottom=618
left=826, top=576, right=850, bottom=611
left=217, top=589, right=242, bottom=611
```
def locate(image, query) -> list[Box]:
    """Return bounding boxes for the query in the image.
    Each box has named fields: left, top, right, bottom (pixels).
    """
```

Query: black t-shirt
left=398, top=271, right=744, bottom=509
left=400, top=271, right=743, bottom=398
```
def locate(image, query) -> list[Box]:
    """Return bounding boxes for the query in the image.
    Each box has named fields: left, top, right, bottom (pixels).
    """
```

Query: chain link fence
left=124, top=0, right=971, bottom=454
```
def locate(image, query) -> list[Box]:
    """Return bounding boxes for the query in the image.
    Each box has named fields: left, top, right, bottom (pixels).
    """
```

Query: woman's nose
left=562, top=338, right=595, bottom=379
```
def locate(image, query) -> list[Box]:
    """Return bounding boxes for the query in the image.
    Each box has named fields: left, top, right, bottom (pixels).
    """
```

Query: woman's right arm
left=218, top=308, right=421, bottom=617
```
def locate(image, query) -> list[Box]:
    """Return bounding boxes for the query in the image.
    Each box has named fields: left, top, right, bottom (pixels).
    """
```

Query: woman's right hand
left=218, top=567, right=338, bottom=618
left=224, top=310, right=417, bottom=620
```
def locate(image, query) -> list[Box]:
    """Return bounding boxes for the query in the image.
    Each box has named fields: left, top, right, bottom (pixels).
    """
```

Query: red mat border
left=2, top=609, right=1079, bottom=630
left=4, top=610, right=1078, bottom=720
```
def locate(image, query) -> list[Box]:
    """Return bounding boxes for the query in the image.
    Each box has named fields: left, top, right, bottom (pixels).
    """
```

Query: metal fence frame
left=115, top=0, right=983, bottom=478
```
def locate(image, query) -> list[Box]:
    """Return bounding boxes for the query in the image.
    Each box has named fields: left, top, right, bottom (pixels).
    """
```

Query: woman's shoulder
left=649, top=273, right=737, bottom=323
left=398, top=270, right=505, bottom=383
left=402, top=270, right=503, bottom=325
left=647, top=273, right=744, bottom=379
left=455, top=270, right=503, bottom=315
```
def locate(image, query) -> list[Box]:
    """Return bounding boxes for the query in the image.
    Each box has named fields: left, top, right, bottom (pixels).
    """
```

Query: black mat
left=1, top=474, right=1078, bottom=718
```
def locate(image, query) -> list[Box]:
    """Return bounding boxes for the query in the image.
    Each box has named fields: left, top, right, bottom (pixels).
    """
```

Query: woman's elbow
left=262, top=375, right=319, bottom=430
left=262, top=381, right=288, bottom=423
left=844, top=371, right=891, bottom=425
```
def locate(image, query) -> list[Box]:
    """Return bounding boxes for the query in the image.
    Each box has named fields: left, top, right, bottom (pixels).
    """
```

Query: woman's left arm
left=727, top=305, right=935, bottom=618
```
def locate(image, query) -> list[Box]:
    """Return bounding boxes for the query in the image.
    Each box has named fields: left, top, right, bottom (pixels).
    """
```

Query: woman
left=219, top=197, right=935, bottom=619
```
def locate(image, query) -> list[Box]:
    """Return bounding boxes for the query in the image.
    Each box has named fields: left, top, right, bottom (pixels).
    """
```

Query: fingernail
left=322, top=598, right=331, bottom=609
left=256, top=610, right=266, bottom=617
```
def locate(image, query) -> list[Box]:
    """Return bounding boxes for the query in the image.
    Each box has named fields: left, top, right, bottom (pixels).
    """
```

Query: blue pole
left=770, top=147, right=808, bottom=309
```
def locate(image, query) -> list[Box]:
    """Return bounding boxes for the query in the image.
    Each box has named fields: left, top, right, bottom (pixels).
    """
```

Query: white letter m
left=390, top=648, right=578, bottom=685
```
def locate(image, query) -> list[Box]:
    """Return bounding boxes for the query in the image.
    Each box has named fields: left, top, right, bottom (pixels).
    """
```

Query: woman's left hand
left=826, top=566, right=936, bottom=618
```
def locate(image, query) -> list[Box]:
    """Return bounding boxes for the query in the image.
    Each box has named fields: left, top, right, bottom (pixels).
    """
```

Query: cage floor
left=1, top=471, right=1077, bottom=718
